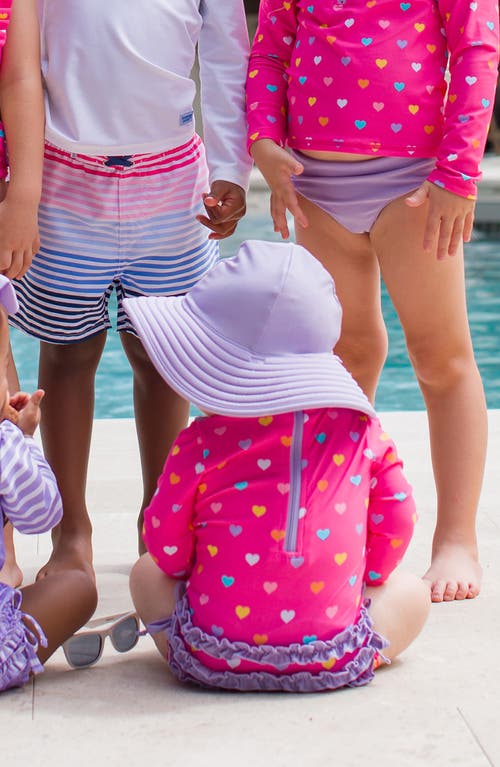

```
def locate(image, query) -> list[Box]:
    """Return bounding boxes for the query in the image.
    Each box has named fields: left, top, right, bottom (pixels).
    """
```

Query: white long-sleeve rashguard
left=38, top=0, right=252, bottom=189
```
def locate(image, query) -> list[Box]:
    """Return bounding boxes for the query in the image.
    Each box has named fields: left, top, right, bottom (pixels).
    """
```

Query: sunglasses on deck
left=63, top=611, right=142, bottom=669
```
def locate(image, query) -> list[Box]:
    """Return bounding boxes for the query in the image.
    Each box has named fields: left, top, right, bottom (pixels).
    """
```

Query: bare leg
left=372, top=196, right=486, bottom=602
left=0, top=347, right=23, bottom=586
left=0, top=523, right=22, bottom=587
left=120, top=331, right=190, bottom=554
left=129, top=553, right=178, bottom=658
left=366, top=570, right=430, bottom=662
left=295, top=195, right=387, bottom=401
left=7, top=342, right=20, bottom=391
left=21, top=569, right=98, bottom=664
left=36, top=333, right=107, bottom=578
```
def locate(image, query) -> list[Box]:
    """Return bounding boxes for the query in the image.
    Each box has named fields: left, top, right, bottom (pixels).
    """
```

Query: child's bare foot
left=36, top=527, right=94, bottom=581
left=0, top=559, right=23, bottom=588
left=423, top=541, right=481, bottom=602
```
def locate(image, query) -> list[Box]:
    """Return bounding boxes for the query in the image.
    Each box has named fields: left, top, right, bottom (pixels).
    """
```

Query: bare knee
left=64, top=569, right=97, bottom=625
left=407, top=336, right=476, bottom=394
left=129, top=553, right=161, bottom=613
left=336, top=324, right=388, bottom=400
left=129, top=553, right=153, bottom=598
left=120, top=330, right=153, bottom=371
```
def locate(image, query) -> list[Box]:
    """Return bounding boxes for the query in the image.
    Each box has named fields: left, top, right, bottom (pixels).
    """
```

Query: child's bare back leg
left=366, top=569, right=430, bottom=662
left=35, top=334, right=108, bottom=579
left=130, top=553, right=178, bottom=658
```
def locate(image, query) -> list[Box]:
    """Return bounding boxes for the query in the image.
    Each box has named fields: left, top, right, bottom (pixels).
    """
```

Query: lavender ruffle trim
left=147, top=597, right=389, bottom=693
left=0, top=583, right=47, bottom=692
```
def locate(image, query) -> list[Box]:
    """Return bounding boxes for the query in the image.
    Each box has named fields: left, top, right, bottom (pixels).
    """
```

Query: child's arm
left=364, top=425, right=417, bottom=587
left=196, top=0, right=253, bottom=240
left=406, top=1, right=499, bottom=259
left=245, top=1, right=308, bottom=238
left=0, top=418, right=63, bottom=535
left=0, top=0, right=44, bottom=279
left=246, top=0, right=299, bottom=150
left=143, top=423, right=201, bottom=579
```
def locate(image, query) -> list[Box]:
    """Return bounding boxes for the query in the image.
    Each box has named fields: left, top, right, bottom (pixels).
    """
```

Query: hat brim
left=123, top=296, right=375, bottom=419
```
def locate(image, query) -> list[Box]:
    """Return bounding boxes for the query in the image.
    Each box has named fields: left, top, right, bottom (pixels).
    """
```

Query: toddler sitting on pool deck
left=126, top=240, right=430, bottom=692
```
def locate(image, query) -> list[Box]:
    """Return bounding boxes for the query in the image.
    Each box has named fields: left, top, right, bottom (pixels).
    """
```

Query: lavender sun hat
left=123, top=240, right=375, bottom=418
left=0, top=275, right=19, bottom=315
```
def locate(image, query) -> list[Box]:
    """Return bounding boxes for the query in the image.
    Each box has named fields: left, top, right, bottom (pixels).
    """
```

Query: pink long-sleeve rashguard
left=246, top=0, right=500, bottom=199
left=144, top=408, right=416, bottom=674
left=0, top=0, right=12, bottom=179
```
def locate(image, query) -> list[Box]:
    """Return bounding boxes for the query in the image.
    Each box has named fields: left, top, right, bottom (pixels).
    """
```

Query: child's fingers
left=422, top=209, right=440, bottom=253
left=2, top=250, right=22, bottom=279
left=288, top=159, right=304, bottom=177
left=436, top=217, right=454, bottom=260
left=196, top=212, right=239, bottom=239
left=463, top=211, right=474, bottom=243
left=275, top=171, right=307, bottom=229
left=0, top=248, right=11, bottom=273
left=287, top=196, right=308, bottom=230
left=9, top=391, right=30, bottom=410
left=405, top=184, right=428, bottom=208
left=30, top=389, right=45, bottom=406
left=270, top=196, right=290, bottom=240
left=202, top=194, right=220, bottom=208
left=448, top=218, right=464, bottom=258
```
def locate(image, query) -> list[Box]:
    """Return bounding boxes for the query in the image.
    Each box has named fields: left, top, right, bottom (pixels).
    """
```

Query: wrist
left=4, top=183, right=41, bottom=208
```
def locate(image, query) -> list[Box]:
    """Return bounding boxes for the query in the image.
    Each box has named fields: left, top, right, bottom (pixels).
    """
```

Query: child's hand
left=0, top=196, right=40, bottom=278
left=9, top=388, right=44, bottom=436
left=197, top=181, right=246, bottom=240
left=250, top=139, right=308, bottom=240
left=405, top=181, right=475, bottom=260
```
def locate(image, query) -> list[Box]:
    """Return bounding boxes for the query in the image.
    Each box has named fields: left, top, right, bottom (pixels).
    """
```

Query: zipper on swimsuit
left=284, top=410, right=305, bottom=553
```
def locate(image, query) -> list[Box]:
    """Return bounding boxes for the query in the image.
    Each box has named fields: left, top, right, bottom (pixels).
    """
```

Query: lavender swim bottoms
left=0, top=583, right=47, bottom=692
left=290, top=151, right=436, bottom=234
left=147, top=597, right=388, bottom=693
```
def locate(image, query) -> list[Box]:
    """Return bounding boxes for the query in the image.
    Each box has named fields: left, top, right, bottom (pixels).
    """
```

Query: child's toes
left=467, top=583, right=480, bottom=599
left=430, top=579, right=447, bottom=602
left=442, top=580, right=459, bottom=601
left=454, top=581, right=470, bottom=600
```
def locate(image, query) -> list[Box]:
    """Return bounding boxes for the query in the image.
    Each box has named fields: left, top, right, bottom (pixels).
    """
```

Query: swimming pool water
left=9, top=200, right=500, bottom=416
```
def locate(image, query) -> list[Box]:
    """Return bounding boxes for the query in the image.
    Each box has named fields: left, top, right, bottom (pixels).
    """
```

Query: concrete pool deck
left=1, top=410, right=499, bottom=767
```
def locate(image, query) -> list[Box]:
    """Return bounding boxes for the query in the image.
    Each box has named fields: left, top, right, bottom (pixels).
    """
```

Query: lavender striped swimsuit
left=1, top=419, right=62, bottom=692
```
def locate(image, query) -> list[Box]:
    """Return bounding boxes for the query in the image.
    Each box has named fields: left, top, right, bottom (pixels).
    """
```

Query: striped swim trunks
left=10, top=136, right=219, bottom=343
